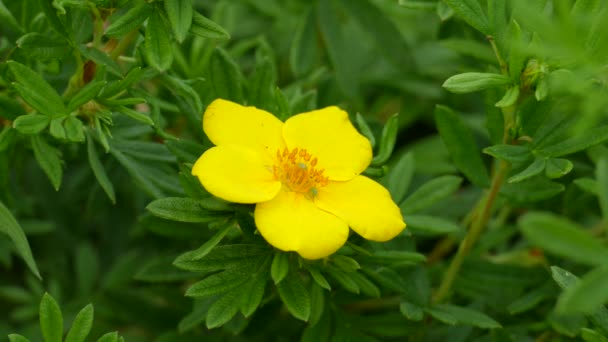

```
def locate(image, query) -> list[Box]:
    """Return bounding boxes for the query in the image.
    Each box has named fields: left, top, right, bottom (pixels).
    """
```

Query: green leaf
left=434, top=105, right=490, bottom=187
left=31, top=135, right=63, bottom=191
left=96, top=332, right=118, bottom=342
left=277, top=270, right=311, bottom=321
left=495, top=86, right=520, bottom=108
left=367, top=251, right=426, bottom=265
left=443, top=72, right=510, bottom=94
left=145, top=12, right=174, bottom=72
left=575, top=177, right=599, bottom=195
left=205, top=291, right=240, bottom=329
left=174, top=244, right=270, bottom=272
left=552, top=266, right=608, bottom=336
left=289, top=9, right=317, bottom=77
left=117, top=106, right=154, bottom=125
left=348, top=271, right=380, bottom=298
left=238, top=274, right=266, bottom=317
left=8, top=61, right=67, bottom=117
left=189, top=12, right=230, bottom=40
left=0, top=95, right=26, bottom=120
left=558, top=266, right=608, bottom=314
left=16, top=33, right=70, bottom=59
left=398, top=0, right=436, bottom=10
left=209, top=48, right=243, bottom=102
left=308, top=282, right=325, bottom=326
left=539, top=125, right=608, bottom=157
left=501, top=177, right=564, bottom=203
left=0, top=201, right=40, bottom=279
left=79, top=46, right=122, bottom=77
left=0, top=0, right=21, bottom=32
left=8, top=335, right=31, bottom=342
left=596, top=158, right=608, bottom=219
left=444, top=0, right=490, bottom=34
left=164, top=0, right=193, bottom=43
left=37, top=0, right=69, bottom=38
left=406, top=215, right=461, bottom=235
left=271, top=251, right=289, bottom=284
left=40, top=293, right=63, bottom=342
left=309, top=268, right=331, bottom=290
left=189, top=221, right=234, bottom=260
left=105, top=3, right=151, bottom=37
left=487, top=0, right=507, bottom=35
left=331, top=255, right=361, bottom=272
left=371, top=114, right=399, bottom=166
left=400, top=301, right=424, bottom=321
left=401, top=175, right=462, bottom=214
left=508, top=157, right=546, bottom=183
left=146, top=197, right=223, bottom=223
left=519, top=212, right=608, bottom=266
left=426, top=304, right=501, bottom=329
left=13, top=114, right=50, bottom=135
left=507, top=20, right=525, bottom=81
left=581, top=328, right=608, bottom=342
left=384, top=151, right=414, bottom=204
left=49, top=118, right=66, bottom=140
left=65, top=304, right=93, bottom=342
left=64, top=116, right=85, bottom=142
left=86, top=131, right=115, bottom=203
left=545, top=158, right=573, bottom=179
left=483, top=144, right=532, bottom=163
left=67, top=80, right=106, bottom=112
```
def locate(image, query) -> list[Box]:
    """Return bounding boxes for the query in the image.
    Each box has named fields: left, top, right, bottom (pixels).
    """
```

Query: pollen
left=273, top=147, right=328, bottom=196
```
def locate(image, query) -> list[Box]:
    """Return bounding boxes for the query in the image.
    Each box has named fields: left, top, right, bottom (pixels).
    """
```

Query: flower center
left=273, top=147, right=328, bottom=197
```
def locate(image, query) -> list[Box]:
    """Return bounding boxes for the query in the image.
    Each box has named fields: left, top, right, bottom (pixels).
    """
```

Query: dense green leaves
left=8, top=61, right=67, bottom=117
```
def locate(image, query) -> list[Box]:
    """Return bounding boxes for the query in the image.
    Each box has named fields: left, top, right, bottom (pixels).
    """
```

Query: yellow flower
left=192, top=99, right=406, bottom=259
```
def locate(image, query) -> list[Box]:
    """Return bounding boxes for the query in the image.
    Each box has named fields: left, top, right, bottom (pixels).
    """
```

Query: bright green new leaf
left=13, top=114, right=50, bottom=135
left=40, top=293, right=63, bottom=342
left=8, top=61, right=67, bottom=117
left=49, top=118, right=66, bottom=140
left=277, top=270, right=311, bottom=321
left=435, top=105, right=490, bottom=187
left=145, top=12, right=174, bottom=72
left=443, top=72, right=510, bottom=94
left=401, top=175, right=462, bottom=214
left=520, top=212, right=608, bottom=266
left=495, top=86, right=520, bottom=107
left=164, top=0, right=193, bottom=43
left=0, top=201, right=41, bottom=279
left=96, top=332, right=119, bottom=342
left=65, top=304, right=94, bottom=342
left=31, top=135, right=63, bottom=191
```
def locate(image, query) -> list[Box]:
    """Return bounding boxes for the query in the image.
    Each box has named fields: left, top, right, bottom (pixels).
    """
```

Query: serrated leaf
left=401, top=175, right=462, bottom=214
left=13, top=114, right=50, bottom=135
left=508, top=157, right=546, bottom=183
left=444, top=0, right=489, bottom=33
left=31, top=135, right=63, bottom=190
left=190, top=12, right=230, bottom=40
left=520, top=212, right=608, bottom=266
left=40, top=293, right=63, bottom=342
left=271, top=251, right=289, bottom=284
left=443, top=72, right=510, bottom=94
left=164, top=0, right=193, bottom=43
left=435, top=105, right=490, bottom=187
left=105, top=3, right=151, bottom=37
left=65, top=304, right=93, bottom=342
left=277, top=270, right=311, bottom=321
left=426, top=304, right=501, bottom=329
left=0, top=201, right=40, bottom=279
left=145, top=12, right=173, bottom=71
left=86, top=131, right=115, bottom=203
left=8, top=61, right=67, bottom=117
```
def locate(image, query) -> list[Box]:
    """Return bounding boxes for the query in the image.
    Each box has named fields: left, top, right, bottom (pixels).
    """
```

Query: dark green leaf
left=209, top=48, right=243, bottom=102
left=434, top=105, right=490, bottom=187
left=508, top=157, right=546, bottom=183
left=8, top=61, right=67, bottom=117
left=145, top=12, right=174, bottom=72
left=406, top=215, right=461, bottom=235
left=495, top=86, right=520, bottom=108
left=277, top=270, right=311, bottom=321
left=0, top=0, right=21, bottom=32
left=146, top=197, right=223, bottom=223
left=384, top=151, right=414, bottom=204
left=401, top=175, right=462, bottom=214
left=67, top=80, right=106, bottom=112
left=205, top=291, right=240, bottom=329
left=520, top=212, right=608, bottom=266
left=271, top=251, right=289, bottom=284
left=0, top=201, right=40, bottom=279
left=31, top=135, right=63, bottom=191
left=190, top=12, right=230, bottom=40
left=558, top=266, right=608, bottom=314
left=539, top=125, right=608, bottom=157
left=443, top=72, right=510, bottom=94
left=400, top=301, right=424, bottom=321
left=65, top=304, right=93, bottom=342
left=16, top=33, right=70, bottom=59
left=596, top=158, right=608, bottom=219
left=105, top=3, right=151, bottom=37
left=40, top=293, right=63, bottom=342
left=117, top=106, right=154, bottom=125
left=500, top=177, right=564, bottom=203
left=426, top=304, right=501, bottom=328
left=164, top=0, right=193, bottom=43
left=13, top=114, right=50, bottom=135
left=371, top=114, right=399, bottom=166
left=189, top=221, right=234, bottom=260
left=483, top=144, right=532, bottom=163
left=86, top=131, right=116, bottom=203
left=309, top=268, right=331, bottom=290
left=238, top=274, right=266, bottom=317
left=289, top=10, right=317, bottom=76
left=444, top=0, right=490, bottom=34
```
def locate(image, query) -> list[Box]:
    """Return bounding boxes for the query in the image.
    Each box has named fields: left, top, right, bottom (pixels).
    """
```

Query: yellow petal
left=192, top=145, right=281, bottom=204
left=203, top=99, right=285, bottom=159
left=254, top=190, right=349, bottom=259
left=282, top=107, right=372, bottom=181
left=315, top=176, right=405, bottom=241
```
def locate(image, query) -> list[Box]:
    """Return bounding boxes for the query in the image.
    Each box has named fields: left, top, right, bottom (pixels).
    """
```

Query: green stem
left=432, top=159, right=510, bottom=303
left=488, top=35, right=508, bottom=75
